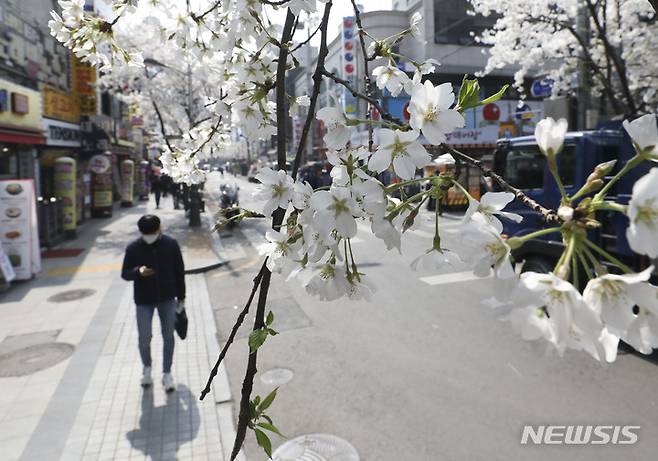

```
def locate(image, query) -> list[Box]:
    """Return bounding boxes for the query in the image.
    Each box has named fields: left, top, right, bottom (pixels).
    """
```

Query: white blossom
left=623, top=113, right=658, bottom=159
left=317, top=107, right=352, bottom=150
left=515, top=272, right=619, bottom=362
left=627, top=168, right=658, bottom=258
left=368, top=129, right=430, bottom=180
left=372, top=66, right=411, bottom=97
left=254, top=167, right=294, bottom=217
left=534, top=117, right=568, bottom=157
left=463, top=192, right=522, bottom=233
left=310, top=187, right=362, bottom=239
left=408, top=81, right=464, bottom=145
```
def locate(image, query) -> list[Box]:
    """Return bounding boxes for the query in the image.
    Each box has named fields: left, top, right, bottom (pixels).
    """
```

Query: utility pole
left=576, top=4, right=591, bottom=130
left=187, top=60, right=202, bottom=227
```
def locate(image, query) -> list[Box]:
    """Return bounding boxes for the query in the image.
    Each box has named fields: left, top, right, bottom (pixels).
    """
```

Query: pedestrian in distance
left=150, top=172, right=162, bottom=209
left=121, top=214, right=186, bottom=392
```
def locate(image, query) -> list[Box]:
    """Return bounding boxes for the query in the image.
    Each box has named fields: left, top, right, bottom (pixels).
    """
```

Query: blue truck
left=492, top=122, right=653, bottom=273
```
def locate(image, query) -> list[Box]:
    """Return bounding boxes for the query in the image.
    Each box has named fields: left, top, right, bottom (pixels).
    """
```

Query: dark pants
left=154, top=189, right=161, bottom=207
left=136, top=299, right=176, bottom=373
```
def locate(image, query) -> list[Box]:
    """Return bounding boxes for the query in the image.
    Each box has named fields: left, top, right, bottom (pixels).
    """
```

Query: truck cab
left=492, top=124, right=651, bottom=273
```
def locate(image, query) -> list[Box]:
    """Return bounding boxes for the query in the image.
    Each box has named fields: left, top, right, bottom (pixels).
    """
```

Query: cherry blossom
left=310, top=187, right=361, bottom=239
left=516, top=272, right=619, bottom=362
left=623, top=114, right=658, bottom=160
left=534, top=117, right=568, bottom=157
left=367, top=129, right=430, bottom=180
left=627, top=168, right=658, bottom=258
left=408, top=81, right=464, bottom=145
left=316, top=107, right=352, bottom=150
left=254, top=168, right=294, bottom=217
left=463, top=192, right=522, bottom=233
left=372, top=66, right=412, bottom=98
left=583, top=267, right=654, bottom=337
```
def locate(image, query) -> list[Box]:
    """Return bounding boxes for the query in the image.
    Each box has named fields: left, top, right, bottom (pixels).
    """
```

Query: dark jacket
left=121, top=234, right=185, bottom=305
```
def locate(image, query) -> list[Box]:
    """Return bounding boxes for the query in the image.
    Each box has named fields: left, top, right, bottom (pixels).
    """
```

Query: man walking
left=121, top=215, right=185, bottom=392
left=150, top=172, right=162, bottom=208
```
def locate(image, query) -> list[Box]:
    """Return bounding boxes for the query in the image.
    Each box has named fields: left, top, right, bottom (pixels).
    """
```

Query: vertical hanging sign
left=341, top=16, right=358, bottom=117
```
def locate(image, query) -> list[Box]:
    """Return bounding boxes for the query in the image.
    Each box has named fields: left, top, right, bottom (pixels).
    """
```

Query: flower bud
left=558, top=205, right=574, bottom=222
left=586, top=178, right=604, bottom=192
left=593, top=160, right=617, bottom=178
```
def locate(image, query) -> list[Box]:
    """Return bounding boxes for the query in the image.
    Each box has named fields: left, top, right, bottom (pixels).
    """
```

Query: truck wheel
left=520, top=257, right=553, bottom=274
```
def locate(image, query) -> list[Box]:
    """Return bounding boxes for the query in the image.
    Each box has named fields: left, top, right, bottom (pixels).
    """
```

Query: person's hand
left=139, top=266, right=155, bottom=277
left=176, top=299, right=185, bottom=313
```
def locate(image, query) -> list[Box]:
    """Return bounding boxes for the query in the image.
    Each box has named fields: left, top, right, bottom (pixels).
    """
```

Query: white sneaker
left=141, top=367, right=153, bottom=388
left=162, top=373, right=176, bottom=392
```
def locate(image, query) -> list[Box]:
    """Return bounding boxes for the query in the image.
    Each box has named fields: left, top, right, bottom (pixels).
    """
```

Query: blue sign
left=531, top=78, right=553, bottom=98
left=0, top=90, right=7, bottom=112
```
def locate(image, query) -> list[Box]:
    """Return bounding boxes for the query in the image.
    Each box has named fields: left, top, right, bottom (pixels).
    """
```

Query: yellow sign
left=54, top=157, right=77, bottom=232
left=0, top=79, right=42, bottom=130
left=43, top=86, right=80, bottom=123
left=71, top=56, right=97, bottom=116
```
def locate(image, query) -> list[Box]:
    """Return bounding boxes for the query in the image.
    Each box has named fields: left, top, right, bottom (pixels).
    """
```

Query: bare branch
left=199, top=261, right=267, bottom=401
left=151, top=100, right=175, bottom=152
left=320, top=69, right=406, bottom=127
left=583, top=0, right=638, bottom=115
left=292, top=2, right=333, bottom=179
left=350, top=0, right=374, bottom=151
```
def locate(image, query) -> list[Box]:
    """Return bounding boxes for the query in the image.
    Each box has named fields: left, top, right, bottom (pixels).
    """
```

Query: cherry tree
left=51, top=0, right=658, bottom=458
left=469, top=0, right=658, bottom=116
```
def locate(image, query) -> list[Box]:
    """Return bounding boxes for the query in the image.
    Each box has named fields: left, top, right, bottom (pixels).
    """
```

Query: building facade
left=290, top=0, right=546, bottom=163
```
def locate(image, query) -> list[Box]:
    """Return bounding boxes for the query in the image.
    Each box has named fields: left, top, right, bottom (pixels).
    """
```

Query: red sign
left=11, top=93, right=28, bottom=115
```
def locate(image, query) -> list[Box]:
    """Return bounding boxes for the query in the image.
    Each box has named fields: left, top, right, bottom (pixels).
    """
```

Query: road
left=202, top=171, right=658, bottom=461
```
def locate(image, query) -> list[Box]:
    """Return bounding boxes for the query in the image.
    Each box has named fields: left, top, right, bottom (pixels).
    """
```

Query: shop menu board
left=0, top=180, right=41, bottom=280
left=0, top=241, right=16, bottom=283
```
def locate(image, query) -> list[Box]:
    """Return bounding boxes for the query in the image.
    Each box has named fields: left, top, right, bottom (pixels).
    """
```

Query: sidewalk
left=0, top=194, right=243, bottom=461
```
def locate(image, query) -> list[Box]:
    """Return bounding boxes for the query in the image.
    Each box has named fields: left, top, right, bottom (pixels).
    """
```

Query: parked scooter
left=218, top=183, right=240, bottom=226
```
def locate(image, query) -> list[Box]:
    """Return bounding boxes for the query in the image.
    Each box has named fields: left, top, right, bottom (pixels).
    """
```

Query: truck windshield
left=504, top=146, right=545, bottom=189
left=501, top=144, right=576, bottom=190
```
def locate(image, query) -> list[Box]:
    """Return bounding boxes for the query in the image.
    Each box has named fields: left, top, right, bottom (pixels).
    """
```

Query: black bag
left=175, top=309, right=188, bottom=340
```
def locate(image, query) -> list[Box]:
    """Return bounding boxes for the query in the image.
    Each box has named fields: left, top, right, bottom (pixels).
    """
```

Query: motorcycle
left=219, top=183, right=240, bottom=226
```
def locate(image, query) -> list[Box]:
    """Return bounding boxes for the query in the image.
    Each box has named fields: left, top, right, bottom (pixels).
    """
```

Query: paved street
left=0, top=195, right=242, bottom=461
left=203, top=172, right=658, bottom=461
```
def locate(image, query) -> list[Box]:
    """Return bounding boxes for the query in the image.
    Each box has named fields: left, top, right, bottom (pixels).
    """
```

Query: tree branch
left=443, top=144, right=562, bottom=224
left=292, top=2, right=333, bottom=179
left=320, top=69, right=406, bottom=127
left=229, top=9, right=297, bottom=461
left=350, top=0, right=374, bottom=152
left=583, top=0, right=638, bottom=115
left=151, top=100, right=175, bottom=152
left=199, top=260, right=267, bottom=401
left=291, top=20, right=323, bottom=53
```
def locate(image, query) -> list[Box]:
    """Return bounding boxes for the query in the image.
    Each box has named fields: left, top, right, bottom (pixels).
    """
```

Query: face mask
left=142, top=233, right=159, bottom=244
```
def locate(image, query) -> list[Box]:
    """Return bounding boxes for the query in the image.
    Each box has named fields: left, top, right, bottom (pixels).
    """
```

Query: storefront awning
left=0, top=124, right=46, bottom=145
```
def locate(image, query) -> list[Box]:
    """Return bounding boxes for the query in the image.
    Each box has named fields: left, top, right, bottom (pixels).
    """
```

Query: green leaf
left=254, top=428, right=273, bottom=458
left=249, top=328, right=268, bottom=352
left=267, top=328, right=279, bottom=336
left=258, top=387, right=278, bottom=412
left=479, top=84, right=509, bottom=106
left=457, top=76, right=481, bottom=112
left=266, top=311, right=274, bottom=326
left=257, top=422, right=285, bottom=438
